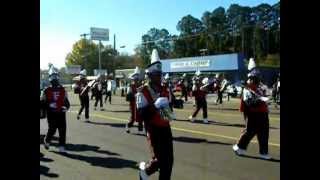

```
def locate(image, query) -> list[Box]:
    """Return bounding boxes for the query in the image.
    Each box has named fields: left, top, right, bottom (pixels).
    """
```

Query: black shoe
left=77, top=115, right=80, bottom=120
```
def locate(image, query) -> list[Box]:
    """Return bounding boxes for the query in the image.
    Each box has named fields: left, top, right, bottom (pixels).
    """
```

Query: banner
left=170, top=60, right=210, bottom=69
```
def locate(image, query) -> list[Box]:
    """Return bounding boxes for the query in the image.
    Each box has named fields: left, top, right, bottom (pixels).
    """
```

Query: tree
left=175, top=15, right=205, bottom=57
left=65, top=39, right=122, bottom=75
left=177, top=15, right=204, bottom=35
left=65, top=39, right=99, bottom=75
left=135, top=1, right=280, bottom=65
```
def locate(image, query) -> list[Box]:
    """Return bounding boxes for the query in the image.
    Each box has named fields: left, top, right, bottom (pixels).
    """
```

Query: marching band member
left=41, top=64, right=70, bottom=153
left=189, top=70, right=209, bottom=124
left=162, top=73, right=176, bottom=120
left=125, top=67, right=144, bottom=134
left=76, top=69, right=90, bottom=122
left=214, top=73, right=228, bottom=105
left=93, top=74, right=104, bottom=111
left=177, top=73, right=188, bottom=102
left=137, top=49, right=174, bottom=180
left=233, top=58, right=271, bottom=160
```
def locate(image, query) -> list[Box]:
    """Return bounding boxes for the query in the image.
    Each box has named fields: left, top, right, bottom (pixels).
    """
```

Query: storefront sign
left=170, top=60, right=210, bottom=69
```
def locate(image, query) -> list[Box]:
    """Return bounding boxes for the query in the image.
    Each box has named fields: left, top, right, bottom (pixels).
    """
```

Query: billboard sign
left=94, top=69, right=107, bottom=76
left=90, top=27, right=109, bottom=41
left=66, top=65, right=81, bottom=74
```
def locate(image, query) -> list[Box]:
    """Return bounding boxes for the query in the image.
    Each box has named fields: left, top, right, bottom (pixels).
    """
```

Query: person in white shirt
left=105, top=77, right=113, bottom=104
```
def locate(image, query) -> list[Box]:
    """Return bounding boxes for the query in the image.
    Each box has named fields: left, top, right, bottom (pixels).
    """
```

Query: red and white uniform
left=136, top=85, right=170, bottom=128
left=43, top=86, right=67, bottom=113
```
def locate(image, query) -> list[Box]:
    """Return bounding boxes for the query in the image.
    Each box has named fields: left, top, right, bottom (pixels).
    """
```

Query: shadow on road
left=40, top=153, right=54, bottom=163
left=54, top=152, right=139, bottom=170
left=86, top=121, right=126, bottom=128
left=240, top=154, right=280, bottom=162
left=40, top=165, right=59, bottom=178
left=48, top=142, right=120, bottom=156
left=173, top=136, right=232, bottom=145
left=65, top=144, right=120, bottom=156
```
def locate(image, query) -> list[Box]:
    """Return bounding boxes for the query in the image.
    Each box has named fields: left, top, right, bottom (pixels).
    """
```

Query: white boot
left=203, top=118, right=208, bottom=124
left=232, top=144, right=246, bottom=156
left=188, top=115, right=195, bottom=122
left=139, top=162, right=149, bottom=180
left=85, top=118, right=90, bottom=122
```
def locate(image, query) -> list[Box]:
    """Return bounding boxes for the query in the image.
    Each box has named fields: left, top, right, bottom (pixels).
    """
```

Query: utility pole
left=98, top=40, right=101, bottom=73
left=80, top=33, right=90, bottom=69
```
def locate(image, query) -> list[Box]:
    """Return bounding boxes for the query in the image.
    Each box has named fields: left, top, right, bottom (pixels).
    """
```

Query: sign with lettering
left=170, top=60, right=210, bottom=69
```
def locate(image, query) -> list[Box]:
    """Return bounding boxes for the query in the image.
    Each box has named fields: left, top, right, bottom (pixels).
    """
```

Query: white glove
left=154, top=97, right=169, bottom=109
left=61, top=106, right=68, bottom=112
left=49, top=103, right=57, bottom=109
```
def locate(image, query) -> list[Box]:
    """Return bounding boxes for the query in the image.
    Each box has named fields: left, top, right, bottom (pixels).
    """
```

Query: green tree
left=65, top=39, right=99, bottom=75
left=175, top=15, right=205, bottom=57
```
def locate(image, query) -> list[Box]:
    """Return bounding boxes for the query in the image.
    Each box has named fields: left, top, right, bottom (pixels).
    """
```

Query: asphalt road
left=40, top=92, right=280, bottom=180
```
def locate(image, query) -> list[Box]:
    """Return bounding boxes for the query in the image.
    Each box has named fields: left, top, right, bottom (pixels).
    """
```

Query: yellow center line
left=175, top=109, right=280, bottom=122
left=69, top=110, right=280, bottom=148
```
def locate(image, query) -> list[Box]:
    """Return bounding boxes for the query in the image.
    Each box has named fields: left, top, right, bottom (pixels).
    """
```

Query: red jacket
left=240, top=84, right=268, bottom=113
left=193, top=85, right=206, bottom=101
left=141, top=85, right=170, bottom=127
left=44, top=86, right=66, bottom=112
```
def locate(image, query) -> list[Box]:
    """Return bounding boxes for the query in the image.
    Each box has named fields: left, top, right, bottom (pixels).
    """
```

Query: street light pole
left=98, top=40, right=101, bottom=74
left=80, top=33, right=90, bottom=69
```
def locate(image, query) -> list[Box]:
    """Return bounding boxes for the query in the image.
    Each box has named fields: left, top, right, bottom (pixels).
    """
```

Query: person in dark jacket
left=93, top=75, right=104, bottom=111
left=41, top=64, right=70, bottom=153
left=76, top=69, right=90, bottom=122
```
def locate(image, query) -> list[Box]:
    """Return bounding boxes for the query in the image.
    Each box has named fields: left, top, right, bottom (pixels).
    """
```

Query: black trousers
left=105, top=91, right=112, bottom=104
left=237, top=112, right=269, bottom=154
left=94, top=92, right=103, bottom=107
left=78, top=95, right=89, bottom=119
left=182, top=88, right=188, bottom=102
left=216, top=91, right=223, bottom=104
left=45, top=112, right=66, bottom=147
left=192, top=99, right=207, bottom=119
left=145, top=126, right=174, bottom=180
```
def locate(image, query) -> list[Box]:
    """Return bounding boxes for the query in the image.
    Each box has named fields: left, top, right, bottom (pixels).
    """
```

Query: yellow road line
left=69, top=111, right=280, bottom=148
left=175, top=109, right=280, bottom=122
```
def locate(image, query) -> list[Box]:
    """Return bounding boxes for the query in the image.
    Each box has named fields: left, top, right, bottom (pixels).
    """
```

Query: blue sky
left=40, top=0, right=279, bottom=69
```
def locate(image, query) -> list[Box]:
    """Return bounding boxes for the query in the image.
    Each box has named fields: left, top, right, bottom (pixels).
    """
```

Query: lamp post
left=80, top=33, right=90, bottom=69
